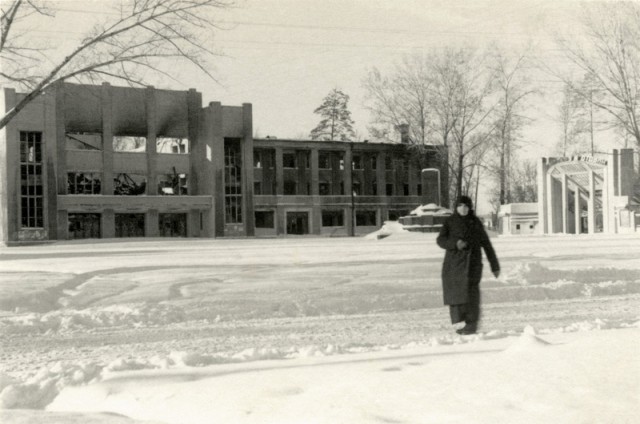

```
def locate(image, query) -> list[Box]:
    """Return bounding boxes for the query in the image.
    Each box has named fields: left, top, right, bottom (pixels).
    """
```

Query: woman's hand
left=456, top=239, right=468, bottom=250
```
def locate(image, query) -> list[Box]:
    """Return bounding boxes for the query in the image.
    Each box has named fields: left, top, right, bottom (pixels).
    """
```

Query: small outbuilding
left=498, top=203, right=538, bottom=235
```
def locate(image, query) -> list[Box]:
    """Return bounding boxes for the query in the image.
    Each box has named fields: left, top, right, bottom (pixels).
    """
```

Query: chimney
left=397, top=123, right=410, bottom=144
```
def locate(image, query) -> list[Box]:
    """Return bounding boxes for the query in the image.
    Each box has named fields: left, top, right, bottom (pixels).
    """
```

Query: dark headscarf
left=455, top=195, right=475, bottom=215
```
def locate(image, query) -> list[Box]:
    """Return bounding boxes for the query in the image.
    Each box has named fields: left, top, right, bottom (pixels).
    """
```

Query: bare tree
left=489, top=48, right=536, bottom=206
left=556, top=2, right=640, bottom=170
left=363, top=47, right=497, bottom=206
left=0, top=0, right=233, bottom=129
left=555, top=81, right=588, bottom=156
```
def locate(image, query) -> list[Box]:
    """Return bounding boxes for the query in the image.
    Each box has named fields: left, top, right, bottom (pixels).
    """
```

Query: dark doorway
left=159, top=213, right=187, bottom=237
left=286, top=212, right=309, bottom=235
left=115, top=213, right=145, bottom=237
left=68, top=213, right=101, bottom=239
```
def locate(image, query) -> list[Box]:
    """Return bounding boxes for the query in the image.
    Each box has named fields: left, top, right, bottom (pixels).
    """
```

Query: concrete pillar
left=145, top=87, right=157, bottom=196
left=241, top=103, right=254, bottom=237
left=146, top=209, right=159, bottom=237
left=537, top=158, right=548, bottom=234
left=588, top=170, right=596, bottom=234
left=275, top=146, right=284, bottom=196
left=605, top=150, right=617, bottom=233
left=208, top=102, right=225, bottom=237
left=619, top=148, right=635, bottom=198
left=546, top=171, right=554, bottom=233
left=101, top=83, right=114, bottom=195
left=574, top=186, right=581, bottom=234
left=57, top=210, right=68, bottom=240
left=187, top=88, right=201, bottom=194
left=603, top=164, right=610, bottom=233
left=561, top=173, right=568, bottom=233
left=310, top=149, right=319, bottom=196
left=187, top=210, right=199, bottom=237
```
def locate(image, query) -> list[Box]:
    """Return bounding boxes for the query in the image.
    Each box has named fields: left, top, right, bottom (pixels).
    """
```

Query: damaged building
left=0, top=82, right=447, bottom=243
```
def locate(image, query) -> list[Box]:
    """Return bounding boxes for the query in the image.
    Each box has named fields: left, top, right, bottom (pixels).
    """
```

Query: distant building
left=0, top=82, right=448, bottom=244
left=497, top=203, right=538, bottom=235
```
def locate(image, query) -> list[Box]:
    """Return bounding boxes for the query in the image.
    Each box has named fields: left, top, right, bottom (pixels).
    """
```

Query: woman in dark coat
left=437, top=196, right=500, bottom=335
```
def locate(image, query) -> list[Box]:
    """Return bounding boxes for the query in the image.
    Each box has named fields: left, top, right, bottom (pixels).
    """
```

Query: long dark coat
left=436, top=212, right=499, bottom=305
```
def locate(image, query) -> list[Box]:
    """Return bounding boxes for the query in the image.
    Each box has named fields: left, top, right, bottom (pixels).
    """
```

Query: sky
left=1, top=231, right=639, bottom=422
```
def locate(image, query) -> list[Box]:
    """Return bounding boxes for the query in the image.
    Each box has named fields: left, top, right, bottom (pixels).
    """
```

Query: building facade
left=0, top=83, right=447, bottom=244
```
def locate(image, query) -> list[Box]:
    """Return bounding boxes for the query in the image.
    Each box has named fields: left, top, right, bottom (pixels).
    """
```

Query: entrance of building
left=115, top=213, right=145, bottom=237
left=286, top=212, right=309, bottom=235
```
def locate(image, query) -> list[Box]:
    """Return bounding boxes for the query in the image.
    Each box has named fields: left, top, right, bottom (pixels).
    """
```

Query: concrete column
left=537, top=158, right=548, bottom=234
left=574, top=186, right=581, bottom=234
left=588, top=170, right=596, bottom=234
left=605, top=150, right=617, bottom=233
left=187, top=210, right=199, bottom=237
left=102, top=208, right=115, bottom=238
left=187, top=88, right=201, bottom=194
left=101, top=83, right=114, bottom=195
left=241, top=103, right=254, bottom=236
left=619, top=148, right=634, bottom=198
left=561, top=173, right=568, bottom=233
left=310, top=149, right=319, bottom=196
left=146, top=209, right=159, bottom=237
left=206, top=102, right=225, bottom=237
left=602, top=165, right=610, bottom=233
left=146, top=86, right=157, bottom=196
left=546, top=171, right=555, bottom=234
left=275, top=147, right=284, bottom=196
left=57, top=210, right=68, bottom=240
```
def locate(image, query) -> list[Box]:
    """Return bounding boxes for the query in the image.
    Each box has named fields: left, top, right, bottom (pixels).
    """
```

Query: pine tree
left=310, top=89, right=356, bottom=141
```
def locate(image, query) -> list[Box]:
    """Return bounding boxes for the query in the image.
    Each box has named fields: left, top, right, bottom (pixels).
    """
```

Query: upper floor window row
left=65, top=133, right=189, bottom=154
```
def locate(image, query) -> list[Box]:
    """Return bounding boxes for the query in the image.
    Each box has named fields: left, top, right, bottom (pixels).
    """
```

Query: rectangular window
left=113, top=136, right=146, bottom=152
left=159, top=213, right=187, bottom=237
left=254, top=181, right=262, bottom=195
left=254, top=151, right=262, bottom=168
left=319, top=181, right=331, bottom=196
left=255, top=210, right=275, bottom=228
left=372, top=181, right=378, bottom=196
left=385, top=156, right=393, bottom=170
left=68, top=213, right=101, bottom=239
left=157, top=173, right=188, bottom=195
left=322, top=210, right=344, bottom=227
left=66, top=132, right=102, bottom=150
left=20, top=132, right=44, bottom=228
left=386, top=183, right=394, bottom=196
left=352, top=155, right=363, bottom=170
left=157, top=137, right=189, bottom=154
left=516, top=224, right=521, bottom=230
left=284, top=180, right=297, bottom=195
left=371, top=156, right=377, bottom=170
left=114, top=173, right=147, bottom=195
left=353, top=181, right=362, bottom=196
left=318, top=152, right=331, bottom=169
left=115, top=213, right=145, bottom=237
left=356, top=210, right=377, bottom=226
left=224, top=140, right=243, bottom=224
left=403, top=183, right=410, bottom=196
left=417, top=184, right=422, bottom=196
left=67, top=172, right=101, bottom=194
left=283, top=152, right=296, bottom=168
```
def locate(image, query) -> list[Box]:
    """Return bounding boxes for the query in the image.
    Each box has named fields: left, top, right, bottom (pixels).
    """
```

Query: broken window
left=67, top=172, right=101, bottom=194
left=159, top=213, right=187, bottom=237
left=322, top=210, right=344, bottom=227
left=224, top=139, right=242, bottom=224
left=115, top=213, right=145, bottom=237
left=114, top=173, right=146, bottom=195
left=352, top=155, right=363, bottom=170
left=356, top=210, right=377, bottom=226
left=157, top=137, right=189, bottom=154
left=353, top=180, right=362, bottom=196
left=68, top=213, right=101, bottom=239
left=319, top=181, right=331, bottom=196
left=66, top=133, right=102, bottom=150
left=284, top=180, right=297, bottom=195
left=157, top=171, right=188, bottom=195
left=113, top=136, right=146, bottom=152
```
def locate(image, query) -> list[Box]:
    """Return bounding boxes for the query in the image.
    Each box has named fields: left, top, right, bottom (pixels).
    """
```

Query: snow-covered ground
left=1, top=231, right=639, bottom=423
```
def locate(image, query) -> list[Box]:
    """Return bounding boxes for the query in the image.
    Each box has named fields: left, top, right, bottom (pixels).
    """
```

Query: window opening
left=113, top=136, right=146, bottom=152
left=356, top=210, right=377, bottom=226
left=284, top=180, right=297, bottom=195
left=159, top=213, right=187, bottom=237
left=115, top=213, right=145, bottom=237
left=224, top=140, right=242, bottom=224
left=66, top=132, right=102, bottom=150
left=20, top=131, right=44, bottom=228
left=114, top=173, right=146, bottom=195
left=255, top=210, right=275, bottom=228
left=283, top=152, right=296, bottom=168
left=157, top=137, right=189, bottom=154
left=157, top=168, right=188, bottom=195
left=318, top=152, right=331, bottom=169
left=322, top=210, right=344, bottom=227
left=68, top=213, right=101, bottom=239
left=319, top=181, right=331, bottom=196
left=67, top=172, right=101, bottom=194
